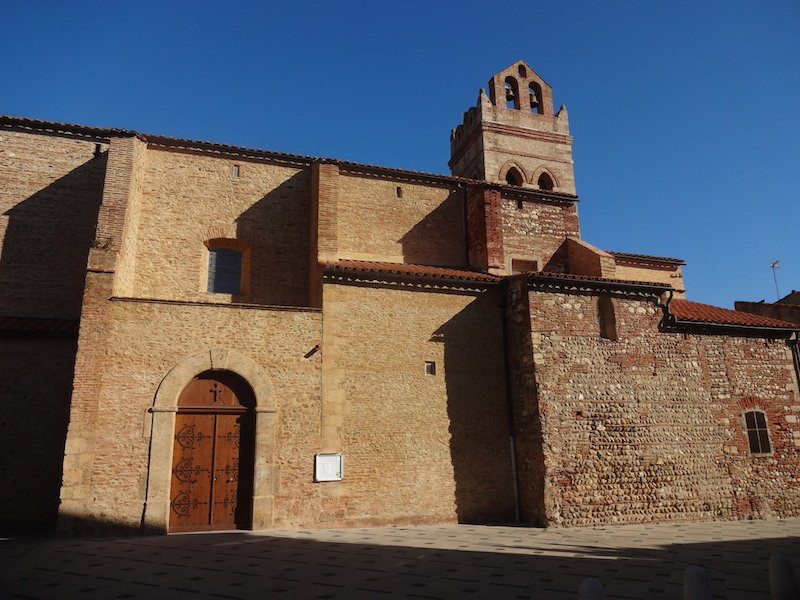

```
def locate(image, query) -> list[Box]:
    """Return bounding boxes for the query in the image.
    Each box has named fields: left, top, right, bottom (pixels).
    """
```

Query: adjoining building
left=1, top=60, right=798, bottom=534
left=736, top=291, right=800, bottom=326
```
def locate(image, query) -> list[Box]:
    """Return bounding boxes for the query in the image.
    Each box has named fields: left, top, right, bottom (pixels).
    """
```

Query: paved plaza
left=2, top=519, right=799, bottom=599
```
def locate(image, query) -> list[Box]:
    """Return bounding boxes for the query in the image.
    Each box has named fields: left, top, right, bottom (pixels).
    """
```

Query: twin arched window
left=504, top=167, right=556, bottom=190
left=503, top=75, right=543, bottom=114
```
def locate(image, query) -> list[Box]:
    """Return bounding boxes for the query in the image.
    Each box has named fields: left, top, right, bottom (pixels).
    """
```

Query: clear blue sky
left=3, top=0, right=798, bottom=307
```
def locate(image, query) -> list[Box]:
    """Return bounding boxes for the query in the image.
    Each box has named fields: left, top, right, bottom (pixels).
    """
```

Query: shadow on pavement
left=1, top=523, right=799, bottom=599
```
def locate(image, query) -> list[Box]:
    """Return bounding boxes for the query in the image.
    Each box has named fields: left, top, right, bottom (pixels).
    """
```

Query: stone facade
left=518, top=286, right=799, bottom=526
left=0, top=60, right=798, bottom=535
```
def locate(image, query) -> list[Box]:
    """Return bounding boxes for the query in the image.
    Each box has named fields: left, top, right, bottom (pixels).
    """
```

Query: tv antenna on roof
left=770, top=260, right=781, bottom=300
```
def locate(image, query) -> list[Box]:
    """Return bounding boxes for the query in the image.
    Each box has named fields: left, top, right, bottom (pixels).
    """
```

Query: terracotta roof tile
left=670, top=300, right=797, bottom=329
left=607, top=250, right=686, bottom=265
left=325, top=262, right=674, bottom=289
left=325, top=260, right=502, bottom=282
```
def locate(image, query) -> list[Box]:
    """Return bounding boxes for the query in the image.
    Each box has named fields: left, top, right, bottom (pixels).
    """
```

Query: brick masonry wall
left=336, top=174, right=467, bottom=267
left=0, top=129, right=106, bottom=532
left=0, top=130, right=106, bottom=318
left=505, top=278, right=547, bottom=524
left=502, top=199, right=579, bottom=273
left=60, top=300, right=322, bottom=531
left=614, top=261, right=685, bottom=296
left=483, top=126, right=575, bottom=194
left=130, top=149, right=311, bottom=307
left=735, top=301, right=800, bottom=326
left=565, top=237, right=616, bottom=279
left=522, top=289, right=800, bottom=526
left=318, top=281, right=515, bottom=526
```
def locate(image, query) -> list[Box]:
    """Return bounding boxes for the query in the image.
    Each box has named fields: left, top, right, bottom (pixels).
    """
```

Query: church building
left=1, top=61, right=798, bottom=534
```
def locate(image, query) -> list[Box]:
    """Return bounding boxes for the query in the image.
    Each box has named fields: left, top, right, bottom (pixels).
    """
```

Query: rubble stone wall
left=525, top=289, right=800, bottom=526
left=502, top=199, right=579, bottom=273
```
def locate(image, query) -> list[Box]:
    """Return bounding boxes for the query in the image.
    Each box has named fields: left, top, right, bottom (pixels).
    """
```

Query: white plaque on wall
left=314, top=453, right=344, bottom=482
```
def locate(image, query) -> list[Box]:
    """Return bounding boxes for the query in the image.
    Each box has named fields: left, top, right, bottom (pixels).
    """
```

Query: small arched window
left=505, top=167, right=523, bottom=186
left=744, top=410, right=772, bottom=454
left=537, top=172, right=554, bottom=191
left=529, top=82, right=543, bottom=114
left=208, top=246, right=243, bottom=294
left=504, top=77, right=520, bottom=110
left=518, top=64, right=527, bottom=78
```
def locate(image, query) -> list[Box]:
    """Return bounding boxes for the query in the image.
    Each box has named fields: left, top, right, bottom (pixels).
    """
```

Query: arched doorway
left=169, top=370, right=255, bottom=532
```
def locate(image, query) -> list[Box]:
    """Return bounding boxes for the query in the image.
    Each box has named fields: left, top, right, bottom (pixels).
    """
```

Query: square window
left=208, top=247, right=242, bottom=294
left=424, top=361, right=436, bottom=375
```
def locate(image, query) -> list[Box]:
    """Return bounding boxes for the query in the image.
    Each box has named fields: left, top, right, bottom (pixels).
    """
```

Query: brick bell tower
left=449, top=60, right=576, bottom=195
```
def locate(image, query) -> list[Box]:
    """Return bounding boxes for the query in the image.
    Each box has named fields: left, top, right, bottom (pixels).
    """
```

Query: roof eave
left=526, top=273, right=672, bottom=294
left=664, top=317, right=798, bottom=337
left=322, top=264, right=501, bottom=287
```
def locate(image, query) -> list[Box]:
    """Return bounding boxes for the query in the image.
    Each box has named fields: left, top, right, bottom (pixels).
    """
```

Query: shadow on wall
left=233, top=170, right=312, bottom=307
left=504, top=279, right=548, bottom=525
left=0, top=154, right=106, bottom=531
left=0, top=153, right=107, bottom=319
left=398, top=189, right=467, bottom=267
left=0, top=334, right=79, bottom=534
left=0, top=153, right=107, bottom=534
left=54, top=510, right=145, bottom=538
left=432, top=288, right=517, bottom=523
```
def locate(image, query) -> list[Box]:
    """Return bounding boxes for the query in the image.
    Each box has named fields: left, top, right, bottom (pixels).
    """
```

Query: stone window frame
left=143, top=349, right=277, bottom=534
left=203, top=238, right=251, bottom=296
left=742, top=409, right=774, bottom=456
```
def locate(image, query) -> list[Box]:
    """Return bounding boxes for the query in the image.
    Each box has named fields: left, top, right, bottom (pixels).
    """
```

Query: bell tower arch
left=449, top=60, right=576, bottom=195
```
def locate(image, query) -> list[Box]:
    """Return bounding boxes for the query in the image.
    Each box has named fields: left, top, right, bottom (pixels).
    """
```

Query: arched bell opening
left=505, top=167, right=524, bottom=186
left=504, top=76, right=520, bottom=110
left=169, top=370, right=256, bottom=532
left=537, top=172, right=555, bottom=191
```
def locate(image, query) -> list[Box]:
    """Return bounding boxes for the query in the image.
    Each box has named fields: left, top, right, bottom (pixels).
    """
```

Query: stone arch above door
left=153, top=349, right=276, bottom=412
left=143, top=349, right=277, bottom=534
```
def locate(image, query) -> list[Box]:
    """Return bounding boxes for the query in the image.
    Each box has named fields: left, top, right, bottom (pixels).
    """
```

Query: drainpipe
left=790, top=333, right=800, bottom=392
left=658, top=289, right=675, bottom=328
left=500, top=280, right=521, bottom=523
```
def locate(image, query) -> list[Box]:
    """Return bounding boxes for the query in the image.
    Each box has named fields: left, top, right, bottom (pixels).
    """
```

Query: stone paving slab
left=1, top=518, right=799, bottom=599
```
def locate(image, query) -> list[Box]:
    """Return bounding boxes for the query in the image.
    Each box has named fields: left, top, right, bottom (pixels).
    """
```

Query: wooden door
left=169, top=374, right=254, bottom=532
